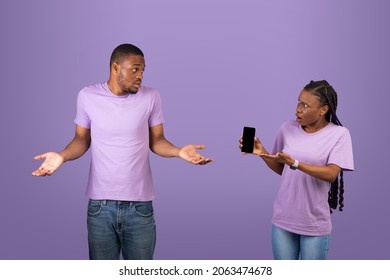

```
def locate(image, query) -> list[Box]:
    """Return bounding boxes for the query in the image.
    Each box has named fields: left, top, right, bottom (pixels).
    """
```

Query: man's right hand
left=32, top=152, right=64, bottom=176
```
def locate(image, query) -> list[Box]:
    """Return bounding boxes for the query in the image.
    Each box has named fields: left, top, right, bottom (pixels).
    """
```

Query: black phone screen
left=241, top=127, right=256, bottom=153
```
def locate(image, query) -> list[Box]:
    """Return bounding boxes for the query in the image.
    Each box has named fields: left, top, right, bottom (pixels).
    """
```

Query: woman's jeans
left=272, top=225, right=331, bottom=260
left=87, top=200, right=156, bottom=260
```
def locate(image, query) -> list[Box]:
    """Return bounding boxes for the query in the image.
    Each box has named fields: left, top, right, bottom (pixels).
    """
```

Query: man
left=32, top=43, right=212, bottom=260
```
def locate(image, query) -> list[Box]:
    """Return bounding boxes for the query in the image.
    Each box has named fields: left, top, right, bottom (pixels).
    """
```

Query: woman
left=240, top=80, right=354, bottom=259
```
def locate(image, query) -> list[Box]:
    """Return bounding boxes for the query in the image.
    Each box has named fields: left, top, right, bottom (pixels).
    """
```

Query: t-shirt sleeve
left=149, top=90, right=164, bottom=127
left=74, top=90, right=91, bottom=129
left=328, top=128, right=354, bottom=171
left=272, top=123, right=286, bottom=155
left=272, top=125, right=285, bottom=155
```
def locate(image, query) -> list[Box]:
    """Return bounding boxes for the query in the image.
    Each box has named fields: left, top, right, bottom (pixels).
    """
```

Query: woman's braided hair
left=303, top=80, right=344, bottom=212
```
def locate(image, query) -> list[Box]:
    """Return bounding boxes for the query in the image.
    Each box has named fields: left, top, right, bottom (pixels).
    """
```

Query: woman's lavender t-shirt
left=74, top=83, right=164, bottom=201
left=271, top=120, right=354, bottom=236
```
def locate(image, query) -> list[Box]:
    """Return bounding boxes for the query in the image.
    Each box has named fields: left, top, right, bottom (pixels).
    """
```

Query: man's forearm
left=150, top=138, right=180, bottom=158
left=60, top=137, right=91, bottom=162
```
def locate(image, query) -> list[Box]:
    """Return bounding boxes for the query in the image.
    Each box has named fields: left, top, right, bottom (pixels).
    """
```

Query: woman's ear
left=320, top=104, right=329, bottom=116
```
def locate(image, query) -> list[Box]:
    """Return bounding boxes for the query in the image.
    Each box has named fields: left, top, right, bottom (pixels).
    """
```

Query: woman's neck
left=302, top=119, right=329, bottom=133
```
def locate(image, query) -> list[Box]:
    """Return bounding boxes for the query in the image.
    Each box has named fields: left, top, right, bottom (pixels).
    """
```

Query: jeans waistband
left=89, top=199, right=152, bottom=206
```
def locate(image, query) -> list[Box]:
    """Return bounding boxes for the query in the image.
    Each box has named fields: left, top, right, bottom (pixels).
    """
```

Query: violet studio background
left=1, top=0, right=389, bottom=260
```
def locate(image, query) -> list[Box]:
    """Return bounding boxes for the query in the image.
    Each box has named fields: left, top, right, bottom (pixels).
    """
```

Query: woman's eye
left=297, top=102, right=309, bottom=109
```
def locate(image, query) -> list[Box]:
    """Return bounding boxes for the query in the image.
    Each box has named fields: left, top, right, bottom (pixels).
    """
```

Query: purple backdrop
left=1, top=0, right=389, bottom=260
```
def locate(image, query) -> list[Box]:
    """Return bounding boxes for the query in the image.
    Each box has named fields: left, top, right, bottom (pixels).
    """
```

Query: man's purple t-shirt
left=271, top=120, right=354, bottom=236
left=74, top=83, right=164, bottom=201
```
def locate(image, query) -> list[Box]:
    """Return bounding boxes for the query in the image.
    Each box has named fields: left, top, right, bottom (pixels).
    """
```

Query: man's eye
left=131, top=68, right=144, bottom=74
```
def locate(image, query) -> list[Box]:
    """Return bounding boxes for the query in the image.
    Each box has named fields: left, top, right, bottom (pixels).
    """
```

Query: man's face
left=115, top=55, right=145, bottom=94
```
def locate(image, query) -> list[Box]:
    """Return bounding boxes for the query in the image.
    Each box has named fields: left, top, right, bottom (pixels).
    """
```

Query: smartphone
left=241, top=126, right=256, bottom=153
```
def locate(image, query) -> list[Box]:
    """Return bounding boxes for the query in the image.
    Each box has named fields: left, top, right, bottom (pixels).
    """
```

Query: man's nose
left=136, top=72, right=144, bottom=80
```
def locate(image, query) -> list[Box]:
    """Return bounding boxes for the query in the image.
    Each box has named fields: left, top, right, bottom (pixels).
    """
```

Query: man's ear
left=112, top=62, right=119, bottom=74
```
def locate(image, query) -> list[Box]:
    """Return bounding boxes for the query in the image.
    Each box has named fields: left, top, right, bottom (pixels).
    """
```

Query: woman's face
left=295, top=90, right=328, bottom=128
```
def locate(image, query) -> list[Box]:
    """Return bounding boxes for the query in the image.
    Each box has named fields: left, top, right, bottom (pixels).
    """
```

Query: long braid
left=328, top=175, right=338, bottom=213
left=304, top=80, right=345, bottom=212
left=339, top=171, right=344, bottom=211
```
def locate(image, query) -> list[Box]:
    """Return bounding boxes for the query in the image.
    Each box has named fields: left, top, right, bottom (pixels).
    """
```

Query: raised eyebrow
left=131, top=64, right=146, bottom=71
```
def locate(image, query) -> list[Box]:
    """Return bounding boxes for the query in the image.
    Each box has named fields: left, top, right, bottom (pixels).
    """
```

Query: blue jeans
left=87, top=200, right=156, bottom=260
left=272, top=225, right=331, bottom=260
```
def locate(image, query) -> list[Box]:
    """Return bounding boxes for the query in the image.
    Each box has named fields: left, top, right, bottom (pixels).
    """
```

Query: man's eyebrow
left=131, top=63, right=145, bottom=67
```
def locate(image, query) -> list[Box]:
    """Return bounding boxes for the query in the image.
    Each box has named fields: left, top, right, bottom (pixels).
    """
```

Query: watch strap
left=290, top=159, right=299, bottom=170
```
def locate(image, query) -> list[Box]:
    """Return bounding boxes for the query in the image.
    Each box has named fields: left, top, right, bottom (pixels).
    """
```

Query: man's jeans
left=87, top=200, right=156, bottom=260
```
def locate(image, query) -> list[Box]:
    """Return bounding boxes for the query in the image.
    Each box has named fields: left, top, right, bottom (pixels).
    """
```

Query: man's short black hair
left=110, top=44, right=144, bottom=67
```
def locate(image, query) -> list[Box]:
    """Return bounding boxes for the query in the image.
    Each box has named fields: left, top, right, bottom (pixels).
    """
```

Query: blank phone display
left=241, top=127, right=256, bottom=153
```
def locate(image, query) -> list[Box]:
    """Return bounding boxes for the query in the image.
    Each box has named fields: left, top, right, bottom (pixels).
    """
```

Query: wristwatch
left=290, top=159, right=299, bottom=170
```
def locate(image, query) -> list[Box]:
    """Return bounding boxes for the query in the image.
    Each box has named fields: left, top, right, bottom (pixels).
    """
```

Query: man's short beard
left=118, top=76, right=138, bottom=94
